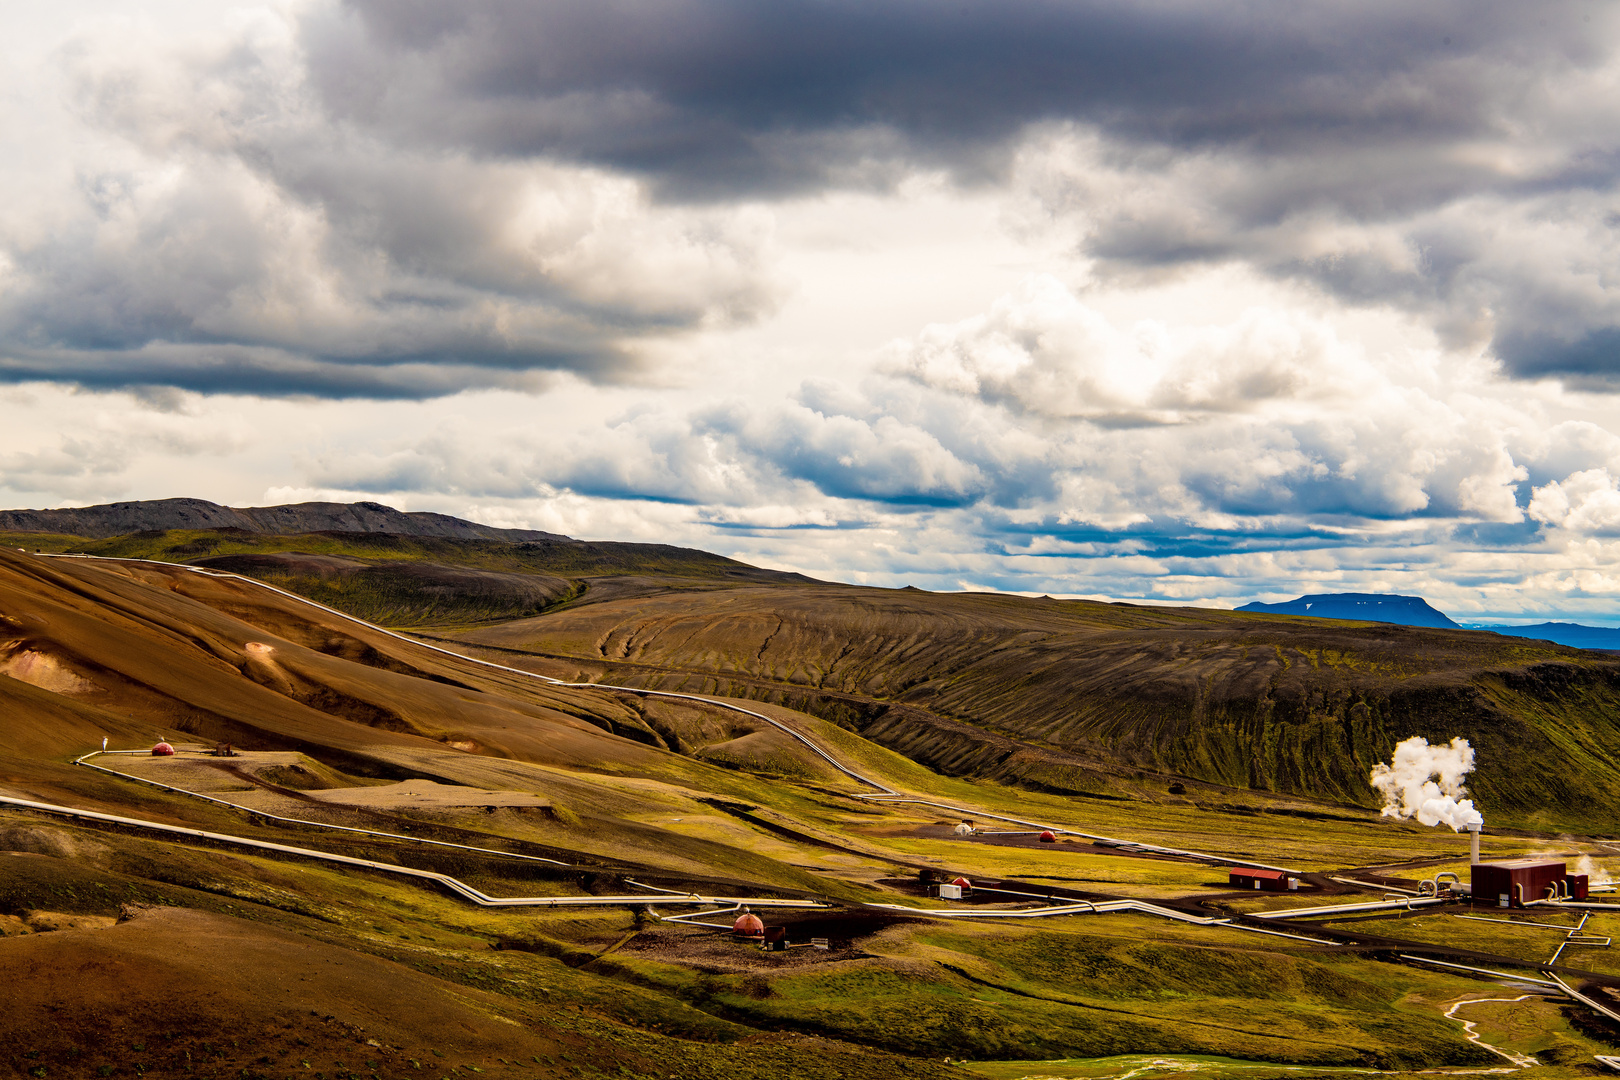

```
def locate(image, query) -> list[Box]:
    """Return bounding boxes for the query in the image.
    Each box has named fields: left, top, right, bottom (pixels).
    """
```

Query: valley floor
left=3, top=549, right=1620, bottom=1077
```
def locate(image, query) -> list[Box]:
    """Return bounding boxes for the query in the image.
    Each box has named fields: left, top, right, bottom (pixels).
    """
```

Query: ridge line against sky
left=3, top=0, right=1620, bottom=623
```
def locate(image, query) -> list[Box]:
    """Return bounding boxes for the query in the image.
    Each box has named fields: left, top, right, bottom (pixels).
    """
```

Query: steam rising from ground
left=1370, top=736, right=1485, bottom=831
left=1574, top=854, right=1614, bottom=887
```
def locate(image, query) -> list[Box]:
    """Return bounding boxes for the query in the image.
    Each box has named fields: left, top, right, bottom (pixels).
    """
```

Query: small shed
left=1228, top=868, right=1294, bottom=892
left=1470, top=860, right=1568, bottom=907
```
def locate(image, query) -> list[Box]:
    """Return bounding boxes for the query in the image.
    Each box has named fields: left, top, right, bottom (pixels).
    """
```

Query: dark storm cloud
left=1495, top=327, right=1620, bottom=387
left=0, top=346, right=576, bottom=400
left=291, top=0, right=1620, bottom=388
left=309, top=0, right=1605, bottom=194
left=9, top=0, right=1620, bottom=397
left=0, top=85, right=777, bottom=398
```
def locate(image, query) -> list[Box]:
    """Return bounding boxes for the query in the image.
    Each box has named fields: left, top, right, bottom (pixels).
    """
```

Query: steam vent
left=150, top=741, right=175, bottom=756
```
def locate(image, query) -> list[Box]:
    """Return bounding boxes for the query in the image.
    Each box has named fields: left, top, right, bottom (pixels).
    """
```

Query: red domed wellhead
left=1038, top=830, right=1057, bottom=843
left=732, top=913, right=765, bottom=937
left=151, top=742, right=176, bottom=756
left=950, top=876, right=972, bottom=890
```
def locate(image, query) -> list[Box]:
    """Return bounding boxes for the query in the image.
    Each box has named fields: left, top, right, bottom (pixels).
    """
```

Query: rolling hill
left=453, top=583, right=1620, bottom=828
left=8, top=509, right=1620, bottom=828
left=4, top=536, right=1620, bottom=1070
left=0, top=497, right=570, bottom=542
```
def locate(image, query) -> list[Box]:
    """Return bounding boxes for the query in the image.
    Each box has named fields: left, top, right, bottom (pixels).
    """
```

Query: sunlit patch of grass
left=965, top=1054, right=1389, bottom=1079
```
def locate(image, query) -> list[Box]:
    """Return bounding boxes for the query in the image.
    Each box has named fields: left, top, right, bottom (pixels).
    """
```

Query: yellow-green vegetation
left=544, top=910, right=1502, bottom=1068
left=8, top=541, right=1620, bottom=1076
left=450, top=580, right=1620, bottom=832
left=1319, top=908, right=1620, bottom=979
left=967, top=1055, right=1388, bottom=1079
left=22, top=525, right=1620, bottom=834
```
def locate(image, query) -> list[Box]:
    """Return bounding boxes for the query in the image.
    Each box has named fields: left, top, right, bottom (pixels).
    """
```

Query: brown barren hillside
left=0, top=548, right=881, bottom=885
left=6, top=545, right=1619, bottom=1070
left=0, top=548, right=664, bottom=776
left=456, top=584, right=1620, bottom=825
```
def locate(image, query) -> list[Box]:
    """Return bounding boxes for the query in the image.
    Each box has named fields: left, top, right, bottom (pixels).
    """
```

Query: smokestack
left=1467, top=821, right=1481, bottom=864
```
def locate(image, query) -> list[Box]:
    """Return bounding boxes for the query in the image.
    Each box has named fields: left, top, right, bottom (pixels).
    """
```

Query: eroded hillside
left=5, top=545, right=1620, bottom=1072
left=454, top=585, right=1620, bottom=828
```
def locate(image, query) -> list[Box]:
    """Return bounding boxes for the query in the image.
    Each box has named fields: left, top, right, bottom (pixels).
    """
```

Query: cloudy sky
left=5, top=0, right=1620, bottom=623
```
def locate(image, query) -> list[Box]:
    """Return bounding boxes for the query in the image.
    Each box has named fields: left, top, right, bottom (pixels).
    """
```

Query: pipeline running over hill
left=73, top=749, right=572, bottom=866
left=33, top=552, right=1307, bottom=875
left=0, top=791, right=825, bottom=911
left=36, top=553, right=897, bottom=794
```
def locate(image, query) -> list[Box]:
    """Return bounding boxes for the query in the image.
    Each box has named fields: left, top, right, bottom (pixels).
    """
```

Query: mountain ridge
left=1236, top=592, right=1460, bottom=628
left=1238, top=592, right=1619, bottom=650
left=0, top=497, right=570, bottom=543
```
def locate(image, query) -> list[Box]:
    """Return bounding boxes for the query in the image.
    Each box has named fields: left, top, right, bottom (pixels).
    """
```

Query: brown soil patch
left=0, top=905, right=574, bottom=1077
left=304, top=778, right=550, bottom=809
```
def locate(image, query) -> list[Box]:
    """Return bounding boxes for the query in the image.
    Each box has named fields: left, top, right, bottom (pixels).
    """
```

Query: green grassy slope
left=4, top=527, right=813, bottom=627
left=456, top=586, right=1620, bottom=830
left=14, top=526, right=1620, bottom=830
left=5, top=545, right=1620, bottom=1070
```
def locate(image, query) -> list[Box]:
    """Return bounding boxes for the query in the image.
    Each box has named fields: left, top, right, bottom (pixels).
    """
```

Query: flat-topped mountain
left=1237, top=592, right=1460, bottom=629
left=0, top=497, right=570, bottom=542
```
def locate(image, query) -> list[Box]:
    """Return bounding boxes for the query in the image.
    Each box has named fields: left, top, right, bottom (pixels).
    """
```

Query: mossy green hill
left=10, top=524, right=1620, bottom=830
left=457, top=584, right=1620, bottom=832
left=4, top=536, right=1620, bottom=1071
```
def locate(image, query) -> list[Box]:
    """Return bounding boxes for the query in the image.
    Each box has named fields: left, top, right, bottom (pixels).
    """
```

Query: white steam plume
left=1369, top=736, right=1485, bottom=831
left=1574, top=854, right=1612, bottom=885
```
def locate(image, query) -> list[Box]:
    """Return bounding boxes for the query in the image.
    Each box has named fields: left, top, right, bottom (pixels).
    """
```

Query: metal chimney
left=1466, top=821, right=1481, bottom=864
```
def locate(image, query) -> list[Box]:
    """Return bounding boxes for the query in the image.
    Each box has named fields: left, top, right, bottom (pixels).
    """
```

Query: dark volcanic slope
left=0, top=497, right=568, bottom=542
left=460, top=586, right=1620, bottom=825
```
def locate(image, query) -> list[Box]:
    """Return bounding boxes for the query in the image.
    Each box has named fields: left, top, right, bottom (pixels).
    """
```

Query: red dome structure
left=1038, top=830, right=1057, bottom=843
left=732, top=913, right=765, bottom=937
left=951, top=876, right=972, bottom=890
left=151, top=742, right=176, bottom=756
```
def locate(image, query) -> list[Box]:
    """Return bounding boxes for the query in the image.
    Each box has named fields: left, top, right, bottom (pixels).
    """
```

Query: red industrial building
left=1228, top=868, right=1296, bottom=892
left=1469, top=859, right=1587, bottom=906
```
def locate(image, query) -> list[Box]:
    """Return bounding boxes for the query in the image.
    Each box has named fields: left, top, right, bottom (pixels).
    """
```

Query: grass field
left=6, top=543, right=1620, bottom=1074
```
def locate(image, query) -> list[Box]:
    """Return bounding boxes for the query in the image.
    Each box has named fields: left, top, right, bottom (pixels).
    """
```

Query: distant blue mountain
left=1236, top=593, right=1460, bottom=628
left=1464, top=622, right=1620, bottom=650
left=1237, top=592, right=1620, bottom=649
